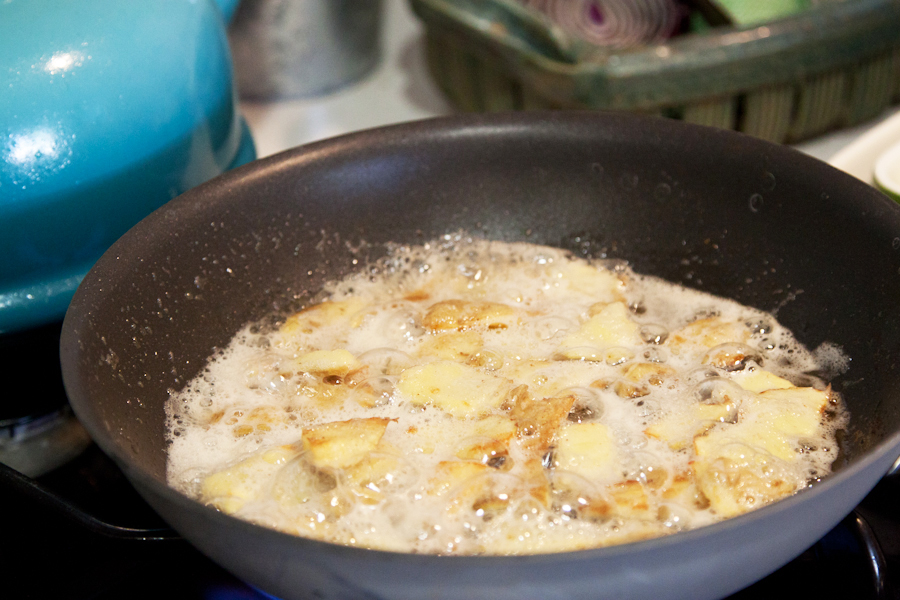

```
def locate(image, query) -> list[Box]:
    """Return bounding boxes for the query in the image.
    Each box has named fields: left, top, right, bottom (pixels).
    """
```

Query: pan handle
left=0, top=459, right=180, bottom=542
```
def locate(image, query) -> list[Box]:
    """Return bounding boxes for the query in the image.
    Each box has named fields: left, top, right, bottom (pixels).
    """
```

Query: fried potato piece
left=554, top=422, right=619, bottom=484
left=397, top=361, right=511, bottom=417
left=455, top=415, right=517, bottom=464
left=692, top=442, right=798, bottom=517
left=201, top=444, right=302, bottom=513
left=696, top=386, right=829, bottom=461
left=418, top=330, right=483, bottom=361
left=427, top=461, right=491, bottom=497
left=302, top=417, right=391, bottom=469
left=423, top=300, right=517, bottom=331
left=518, top=457, right=552, bottom=507
left=691, top=386, right=829, bottom=516
left=732, top=369, right=796, bottom=393
left=646, top=400, right=738, bottom=451
left=509, top=386, right=576, bottom=454
left=558, top=302, right=640, bottom=359
left=661, top=472, right=709, bottom=510
left=608, top=480, right=652, bottom=520
left=293, top=349, right=361, bottom=375
left=280, top=298, right=369, bottom=337
left=557, top=261, right=625, bottom=301
left=757, top=387, right=830, bottom=441
left=623, top=362, right=676, bottom=385
left=667, top=317, right=750, bottom=351
left=343, top=448, right=409, bottom=505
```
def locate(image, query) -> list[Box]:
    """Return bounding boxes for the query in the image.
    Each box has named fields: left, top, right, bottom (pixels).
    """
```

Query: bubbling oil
left=166, top=235, right=848, bottom=555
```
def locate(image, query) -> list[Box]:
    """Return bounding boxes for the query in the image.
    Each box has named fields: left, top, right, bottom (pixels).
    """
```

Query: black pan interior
left=62, top=112, right=900, bottom=484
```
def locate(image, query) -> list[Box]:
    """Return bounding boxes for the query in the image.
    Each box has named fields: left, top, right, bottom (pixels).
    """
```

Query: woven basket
left=410, top=0, right=900, bottom=143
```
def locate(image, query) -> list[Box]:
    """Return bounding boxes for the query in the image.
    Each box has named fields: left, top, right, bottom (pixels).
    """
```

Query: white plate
left=829, top=109, right=900, bottom=184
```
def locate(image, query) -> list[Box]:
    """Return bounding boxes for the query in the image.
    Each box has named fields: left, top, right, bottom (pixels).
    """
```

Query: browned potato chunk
left=454, top=415, right=517, bottom=465
left=667, top=317, right=750, bottom=350
left=201, top=445, right=302, bottom=513
left=509, top=386, right=576, bottom=453
left=343, top=450, right=407, bottom=504
left=280, top=299, right=368, bottom=337
left=692, top=444, right=798, bottom=517
left=608, top=480, right=652, bottom=519
left=418, top=330, right=483, bottom=361
left=293, top=349, right=361, bottom=376
left=423, top=299, right=517, bottom=331
left=554, top=422, right=619, bottom=483
left=427, top=460, right=491, bottom=497
left=302, top=417, right=391, bottom=469
left=397, top=361, right=511, bottom=417
left=623, top=362, right=676, bottom=385
left=558, top=302, right=641, bottom=359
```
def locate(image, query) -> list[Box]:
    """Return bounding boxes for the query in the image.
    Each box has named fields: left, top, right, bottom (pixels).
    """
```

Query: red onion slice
left=521, top=0, right=685, bottom=49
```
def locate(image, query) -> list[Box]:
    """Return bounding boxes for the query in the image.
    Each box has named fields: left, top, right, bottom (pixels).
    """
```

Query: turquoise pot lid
left=1, top=0, right=255, bottom=334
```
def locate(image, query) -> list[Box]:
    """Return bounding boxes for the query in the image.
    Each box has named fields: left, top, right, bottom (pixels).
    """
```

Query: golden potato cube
left=667, top=317, right=750, bottom=350
left=759, top=387, right=829, bottom=438
left=418, top=330, right=483, bottom=361
left=471, top=414, right=518, bottom=441
left=293, top=349, right=361, bottom=375
left=519, top=456, right=552, bottom=507
left=397, top=361, right=511, bottom=418
left=455, top=415, right=518, bottom=463
left=344, top=452, right=404, bottom=504
left=422, top=299, right=517, bottom=331
left=692, top=441, right=798, bottom=517
left=609, top=480, right=652, bottom=519
left=509, top=387, right=576, bottom=453
left=623, top=362, right=676, bottom=385
left=693, top=417, right=791, bottom=462
left=455, top=439, right=509, bottom=464
left=280, top=298, right=368, bottom=336
left=201, top=444, right=301, bottom=513
left=694, top=386, right=828, bottom=463
left=733, top=369, right=795, bottom=393
left=302, top=417, right=391, bottom=469
left=427, top=460, right=491, bottom=497
left=558, top=262, right=625, bottom=301
left=645, top=410, right=715, bottom=451
left=661, top=473, right=709, bottom=510
left=505, top=360, right=602, bottom=399
left=694, top=402, right=738, bottom=423
left=558, top=302, right=640, bottom=357
left=554, top=422, right=619, bottom=484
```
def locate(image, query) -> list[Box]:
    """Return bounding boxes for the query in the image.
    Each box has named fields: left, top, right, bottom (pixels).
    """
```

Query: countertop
left=239, top=0, right=898, bottom=169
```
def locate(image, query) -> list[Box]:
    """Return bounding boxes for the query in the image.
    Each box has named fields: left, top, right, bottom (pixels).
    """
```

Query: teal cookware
left=1, top=0, right=255, bottom=334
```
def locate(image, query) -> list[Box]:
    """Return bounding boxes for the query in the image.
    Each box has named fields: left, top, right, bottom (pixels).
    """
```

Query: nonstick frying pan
left=61, top=112, right=900, bottom=600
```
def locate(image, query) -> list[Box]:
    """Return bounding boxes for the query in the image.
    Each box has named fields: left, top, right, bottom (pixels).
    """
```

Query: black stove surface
left=6, top=440, right=898, bottom=600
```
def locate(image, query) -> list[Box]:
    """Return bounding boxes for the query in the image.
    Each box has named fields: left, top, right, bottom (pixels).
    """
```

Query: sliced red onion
left=521, top=0, right=684, bottom=49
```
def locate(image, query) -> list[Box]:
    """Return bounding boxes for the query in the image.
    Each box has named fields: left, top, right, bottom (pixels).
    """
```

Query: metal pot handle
left=0, top=459, right=179, bottom=541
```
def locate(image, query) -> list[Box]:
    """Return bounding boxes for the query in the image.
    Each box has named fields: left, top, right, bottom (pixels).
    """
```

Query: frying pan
left=60, top=112, right=900, bottom=600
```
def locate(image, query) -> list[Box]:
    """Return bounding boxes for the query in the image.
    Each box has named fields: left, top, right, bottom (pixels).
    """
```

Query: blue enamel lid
left=0, top=0, right=255, bottom=334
